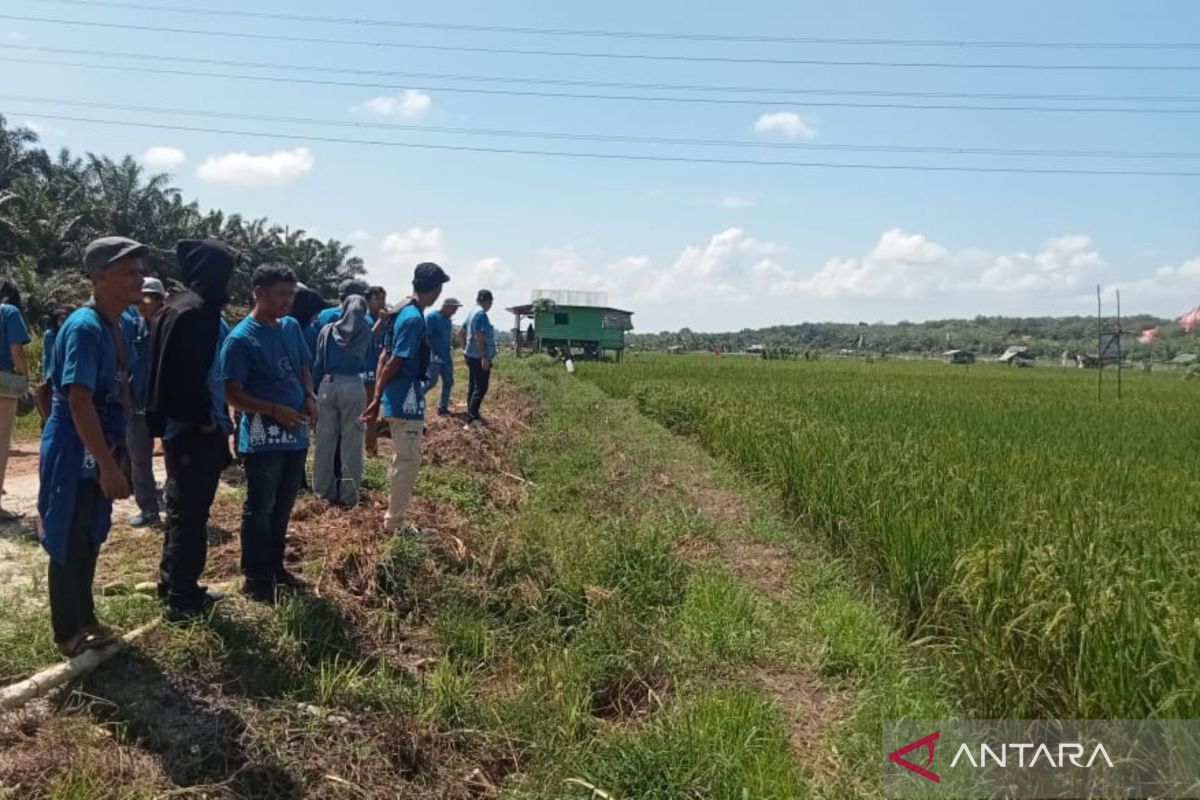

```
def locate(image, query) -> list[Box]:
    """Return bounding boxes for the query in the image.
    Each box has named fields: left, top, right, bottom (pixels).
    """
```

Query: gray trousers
left=313, top=375, right=367, bottom=505
left=126, top=411, right=159, bottom=515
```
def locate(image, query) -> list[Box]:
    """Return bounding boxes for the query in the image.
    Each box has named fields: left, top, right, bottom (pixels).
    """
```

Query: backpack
left=380, top=298, right=431, bottom=381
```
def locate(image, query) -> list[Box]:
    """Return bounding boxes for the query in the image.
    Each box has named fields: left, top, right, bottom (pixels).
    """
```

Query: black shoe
left=274, top=569, right=305, bottom=590
left=165, top=590, right=219, bottom=623
left=436, top=408, right=448, bottom=416
left=241, top=578, right=277, bottom=604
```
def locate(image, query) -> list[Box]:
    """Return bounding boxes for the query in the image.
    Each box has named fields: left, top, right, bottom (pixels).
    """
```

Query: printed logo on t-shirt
left=401, top=385, right=424, bottom=416
left=278, top=355, right=295, bottom=376
left=248, top=413, right=300, bottom=448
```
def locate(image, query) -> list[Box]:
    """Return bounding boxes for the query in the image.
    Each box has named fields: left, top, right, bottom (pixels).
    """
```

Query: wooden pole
left=0, top=619, right=160, bottom=712
left=1097, top=285, right=1103, bottom=402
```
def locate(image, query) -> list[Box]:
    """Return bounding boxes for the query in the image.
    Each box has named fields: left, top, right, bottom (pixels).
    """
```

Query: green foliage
left=582, top=686, right=806, bottom=800
left=630, top=315, right=1193, bottom=360
left=583, top=355, right=1200, bottom=718
left=0, top=115, right=364, bottom=326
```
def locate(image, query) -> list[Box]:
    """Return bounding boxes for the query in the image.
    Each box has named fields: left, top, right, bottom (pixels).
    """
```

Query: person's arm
left=225, top=379, right=305, bottom=430
left=68, top=384, right=130, bottom=500
left=10, top=344, right=27, bottom=376
left=474, top=328, right=491, bottom=370
left=301, top=365, right=318, bottom=420
left=362, top=354, right=404, bottom=422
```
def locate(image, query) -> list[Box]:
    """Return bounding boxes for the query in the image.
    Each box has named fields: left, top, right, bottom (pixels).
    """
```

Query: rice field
left=581, top=355, right=1200, bottom=719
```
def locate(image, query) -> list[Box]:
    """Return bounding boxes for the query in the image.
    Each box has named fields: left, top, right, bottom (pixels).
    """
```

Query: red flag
left=1139, top=327, right=1160, bottom=344
left=1179, top=306, right=1200, bottom=334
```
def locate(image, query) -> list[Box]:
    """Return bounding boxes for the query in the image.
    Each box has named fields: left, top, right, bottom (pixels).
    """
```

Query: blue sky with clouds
left=3, top=0, right=1198, bottom=331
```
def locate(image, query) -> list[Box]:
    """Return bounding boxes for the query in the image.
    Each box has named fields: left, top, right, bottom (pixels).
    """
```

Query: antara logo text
left=889, top=731, right=1115, bottom=784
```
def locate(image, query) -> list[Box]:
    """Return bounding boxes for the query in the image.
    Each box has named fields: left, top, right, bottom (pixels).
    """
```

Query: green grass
left=581, top=354, right=1200, bottom=719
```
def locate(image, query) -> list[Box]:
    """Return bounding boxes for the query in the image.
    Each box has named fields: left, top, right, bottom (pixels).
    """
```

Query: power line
left=6, top=56, right=1200, bottom=114
left=3, top=14, right=1199, bottom=71
left=9, top=44, right=1200, bottom=105
left=7, top=110, right=1199, bottom=176
left=7, top=95, right=1199, bottom=160
left=28, top=0, right=1200, bottom=51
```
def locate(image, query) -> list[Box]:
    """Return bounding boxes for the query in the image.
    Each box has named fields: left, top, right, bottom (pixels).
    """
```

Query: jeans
left=48, top=479, right=101, bottom=643
left=159, top=427, right=230, bottom=609
left=241, top=450, right=306, bottom=584
left=313, top=375, right=366, bottom=505
left=423, top=357, right=454, bottom=412
left=465, top=356, right=491, bottom=422
left=126, top=411, right=159, bottom=516
left=384, top=418, right=422, bottom=531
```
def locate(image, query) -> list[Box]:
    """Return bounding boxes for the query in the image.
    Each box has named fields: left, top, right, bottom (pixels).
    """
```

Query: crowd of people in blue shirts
left=0, top=235, right=500, bottom=658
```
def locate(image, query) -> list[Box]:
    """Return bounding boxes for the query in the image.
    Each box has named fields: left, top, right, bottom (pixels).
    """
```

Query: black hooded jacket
left=145, top=239, right=236, bottom=437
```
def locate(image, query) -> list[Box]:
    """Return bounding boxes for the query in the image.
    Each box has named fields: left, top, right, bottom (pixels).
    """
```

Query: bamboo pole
left=0, top=619, right=160, bottom=712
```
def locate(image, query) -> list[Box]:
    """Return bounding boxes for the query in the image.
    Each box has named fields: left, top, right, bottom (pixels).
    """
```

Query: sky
left=2, top=0, right=1199, bottom=332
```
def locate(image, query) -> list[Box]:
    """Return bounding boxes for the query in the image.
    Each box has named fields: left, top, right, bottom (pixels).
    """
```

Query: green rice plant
left=583, top=356, right=1200, bottom=719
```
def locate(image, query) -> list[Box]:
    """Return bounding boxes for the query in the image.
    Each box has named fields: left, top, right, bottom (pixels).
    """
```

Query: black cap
left=338, top=278, right=371, bottom=300
left=477, top=289, right=494, bottom=303
left=84, top=236, right=149, bottom=274
left=413, top=262, right=450, bottom=292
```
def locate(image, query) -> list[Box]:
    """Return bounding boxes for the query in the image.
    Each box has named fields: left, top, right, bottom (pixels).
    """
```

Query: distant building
left=943, top=349, right=976, bottom=365
left=1166, top=353, right=1198, bottom=366
left=508, top=296, right=634, bottom=360
left=998, top=346, right=1035, bottom=367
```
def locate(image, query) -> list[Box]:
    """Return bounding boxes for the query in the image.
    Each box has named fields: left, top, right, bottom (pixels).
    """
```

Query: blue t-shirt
left=53, top=307, right=128, bottom=478
left=464, top=308, right=496, bottom=359
left=220, top=315, right=312, bottom=453
left=425, top=309, right=453, bottom=362
left=0, top=303, right=30, bottom=373
left=122, top=306, right=152, bottom=411
left=316, top=306, right=340, bottom=329
left=381, top=304, right=427, bottom=421
left=166, top=317, right=232, bottom=439
left=363, top=312, right=382, bottom=382
left=42, top=329, right=56, bottom=381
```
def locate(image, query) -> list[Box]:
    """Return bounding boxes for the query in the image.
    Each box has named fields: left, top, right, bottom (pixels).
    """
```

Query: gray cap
left=84, top=236, right=148, bottom=274
left=142, top=277, right=166, bottom=296
left=442, top=297, right=463, bottom=307
left=338, top=278, right=371, bottom=300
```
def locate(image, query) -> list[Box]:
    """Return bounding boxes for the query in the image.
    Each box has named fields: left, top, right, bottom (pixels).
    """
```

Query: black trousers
left=159, top=428, right=230, bottom=609
left=465, top=356, right=491, bottom=421
left=241, top=450, right=306, bottom=584
left=48, top=479, right=101, bottom=643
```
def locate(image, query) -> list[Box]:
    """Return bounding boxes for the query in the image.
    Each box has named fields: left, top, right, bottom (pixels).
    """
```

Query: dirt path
left=0, top=439, right=169, bottom=609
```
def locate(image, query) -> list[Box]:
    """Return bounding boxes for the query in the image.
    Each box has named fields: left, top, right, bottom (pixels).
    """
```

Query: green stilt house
left=507, top=290, right=634, bottom=361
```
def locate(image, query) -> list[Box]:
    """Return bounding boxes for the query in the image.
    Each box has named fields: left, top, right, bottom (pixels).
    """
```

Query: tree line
left=0, top=115, right=364, bottom=328
left=631, top=313, right=1196, bottom=360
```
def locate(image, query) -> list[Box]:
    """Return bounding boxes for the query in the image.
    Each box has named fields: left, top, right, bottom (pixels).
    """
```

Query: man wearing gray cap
left=38, top=236, right=144, bottom=656
left=125, top=276, right=167, bottom=527
left=424, top=297, right=462, bottom=416
left=315, top=277, right=371, bottom=330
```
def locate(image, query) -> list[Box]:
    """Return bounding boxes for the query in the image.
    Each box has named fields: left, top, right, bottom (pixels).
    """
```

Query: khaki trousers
left=384, top=418, right=423, bottom=531
left=0, top=395, right=17, bottom=504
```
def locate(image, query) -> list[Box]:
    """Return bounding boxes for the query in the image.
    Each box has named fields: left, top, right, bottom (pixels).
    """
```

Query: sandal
left=56, top=631, right=117, bottom=659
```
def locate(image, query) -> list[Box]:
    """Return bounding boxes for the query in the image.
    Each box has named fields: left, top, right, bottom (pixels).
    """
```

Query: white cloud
left=636, top=228, right=791, bottom=303
left=460, top=257, right=515, bottom=291
left=355, top=90, right=432, bottom=119
left=140, top=146, right=187, bottom=170
left=348, top=229, right=372, bottom=242
left=754, top=111, right=816, bottom=139
left=196, top=147, right=314, bottom=187
left=776, top=230, right=1103, bottom=300
left=974, top=234, right=1102, bottom=294
left=719, top=194, right=755, bottom=209
left=1104, top=256, right=1200, bottom=301
left=379, top=226, right=446, bottom=266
